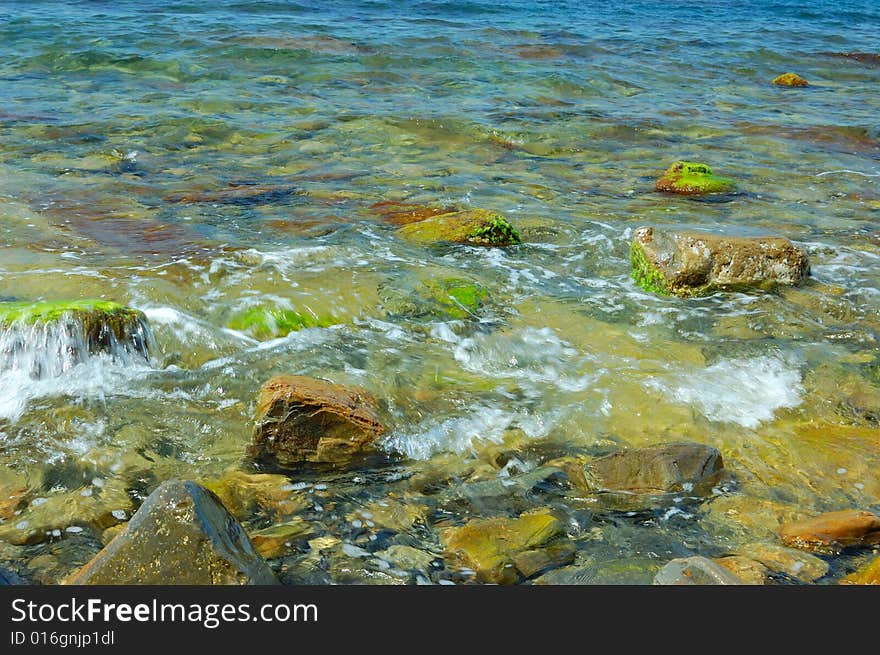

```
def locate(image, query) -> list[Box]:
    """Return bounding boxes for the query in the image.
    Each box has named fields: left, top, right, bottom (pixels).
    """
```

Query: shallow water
left=0, top=0, right=878, bottom=584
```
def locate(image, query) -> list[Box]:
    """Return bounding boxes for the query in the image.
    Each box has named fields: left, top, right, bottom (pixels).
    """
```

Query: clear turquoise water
left=0, top=1, right=878, bottom=584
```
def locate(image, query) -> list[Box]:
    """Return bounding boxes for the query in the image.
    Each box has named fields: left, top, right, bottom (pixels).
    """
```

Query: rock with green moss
left=396, top=209, right=522, bottom=247
left=0, top=300, right=153, bottom=367
left=381, top=276, right=488, bottom=320
left=655, top=161, right=736, bottom=195
left=227, top=306, right=337, bottom=340
left=66, top=480, right=277, bottom=585
left=631, top=226, right=810, bottom=297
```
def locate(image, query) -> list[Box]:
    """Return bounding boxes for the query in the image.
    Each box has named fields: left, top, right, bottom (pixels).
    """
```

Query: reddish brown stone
left=780, top=509, right=880, bottom=554
left=250, top=375, right=385, bottom=466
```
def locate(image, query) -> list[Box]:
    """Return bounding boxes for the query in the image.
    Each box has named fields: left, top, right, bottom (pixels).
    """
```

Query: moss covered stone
left=396, top=209, right=522, bottom=247
left=655, top=161, right=736, bottom=195
left=772, top=72, right=809, bottom=87
left=227, top=306, right=336, bottom=339
left=630, top=226, right=810, bottom=297
left=0, top=299, right=152, bottom=359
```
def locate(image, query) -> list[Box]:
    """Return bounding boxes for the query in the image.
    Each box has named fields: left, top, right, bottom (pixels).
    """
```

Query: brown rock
left=66, top=480, right=276, bottom=585
left=631, top=226, right=810, bottom=297
left=0, top=486, right=28, bottom=521
left=780, top=509, right=880, bottom=554
left=250, top=375, right=385, bottom=466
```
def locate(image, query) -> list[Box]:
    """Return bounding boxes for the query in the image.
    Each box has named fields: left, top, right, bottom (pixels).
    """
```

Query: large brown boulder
left=631, top=226, right=810, bottom=297
left=780, top=509, right=880, bottom=554
left=250, top=375, right=385, bottom=466
left=579, top=442, right=724, bottom=510
left=66, top=480, right=276, bottom=585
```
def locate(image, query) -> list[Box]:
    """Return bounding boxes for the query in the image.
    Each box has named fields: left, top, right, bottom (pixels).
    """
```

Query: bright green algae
left=227, top=306, right=338, bottom=340
left=655, top=161, right=736, bottom=195
left=0, top=300, right=140, bottom=326
left=630, top=242, right=672, bottom=296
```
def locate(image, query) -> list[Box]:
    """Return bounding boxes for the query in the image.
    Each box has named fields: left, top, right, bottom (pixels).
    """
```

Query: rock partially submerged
left=654, top=556, right=745, bottom=585
left=779, top=509, right=880, bottom=554
left=66, top=480, right=276, bottom=585
left=396, top=209, right=522, bottom=247
left=655, top=161, right=735, bottom=195
left=772, top=72, right=809, bottom=87
left=442, top=510, right=575, bottom=584
left=250, top=375, right=386, bottom=466
left=579, top=442, right=724, bottom=510
left=0, top=300, right=153, bottom=373
left=631, top=226, right=810, bottom=297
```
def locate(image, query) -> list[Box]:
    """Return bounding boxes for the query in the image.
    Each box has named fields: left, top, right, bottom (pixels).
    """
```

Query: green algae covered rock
left=66, top=480, right=277, bottom=585
left=0, top=300, right=152, bottom=361
left=631, top=226, right=810, bottom=297
left=227, top=305, right=337, bottom=340
left=772, top=72, right=809, bottom=87
left=655, top=161, right=736, bottom=195
left=441, top=509, right=575, bottom=584
left=381, top=276, right=489, bottom=320
left=396, top=209, right=522, bottom=247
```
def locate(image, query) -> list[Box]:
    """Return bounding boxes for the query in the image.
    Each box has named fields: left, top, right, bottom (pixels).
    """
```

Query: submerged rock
left=380, top=276, right=488, bottom=321
left=736, top=542, right=829, bottom=583
left=654, top=161, right=735, bottom=195
left=0, top=300, right=153, bottom=374
left=654, top=556, right=744, bottom=585
left=779, top=509, right=880, bottom=554
left=396, top=209, right=522, bottom=247
left=250, top=375, right=386, bottom=466
left=201, top=469, right=307, bottom=521
left=66, top=480, right=276, bottom=585
left=631, top=226, right=810, bottom=297
left=249, top=518, right=314, bottom=559
left=772, top=72, right=809, bottom=87
left=579, top=442, right=724, bottom=510
left=841, top=556, right=880, bottom=585
left=227, top=305, right=338, bottom=340
left=368, top=200, right=457, bottom=226
left=442, top=510, right=575, bottom=584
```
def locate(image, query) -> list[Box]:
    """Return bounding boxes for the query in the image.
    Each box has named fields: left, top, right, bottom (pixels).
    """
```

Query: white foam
left=648, top=355, right=803, bottom=429
left=453, top=327, right=592, bottom=392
